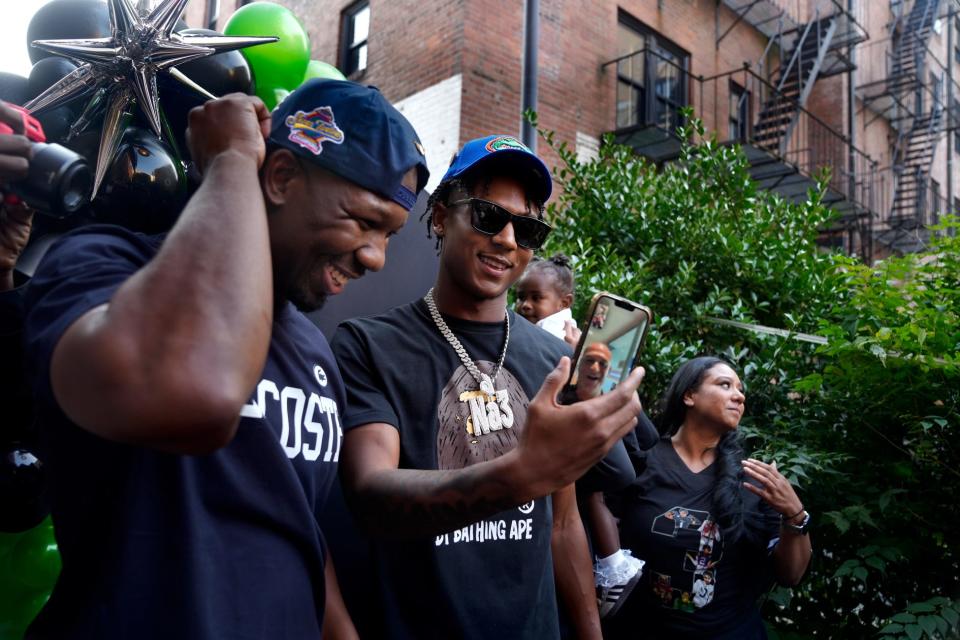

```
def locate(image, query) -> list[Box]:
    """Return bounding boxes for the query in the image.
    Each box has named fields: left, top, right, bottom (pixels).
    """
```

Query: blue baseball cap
left=440, top=135, right=552, bottom=203
left=269, top=79, right=429, bottom=211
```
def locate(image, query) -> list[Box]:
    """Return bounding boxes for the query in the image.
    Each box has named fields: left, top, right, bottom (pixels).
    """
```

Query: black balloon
left=0, top=73, right=31, bottom=106
left=28, top=57, right=80, bottom=143
left=92, top=127, right=188, bottom=233
left=176, top=29, right=255, bottom=97
left=159, top=28, right=254, bottom=160
left=26, top=0, right=111, bottom=64
left=27, top=56, right=77, bottom=98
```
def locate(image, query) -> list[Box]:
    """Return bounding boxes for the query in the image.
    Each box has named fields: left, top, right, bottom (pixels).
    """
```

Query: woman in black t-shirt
left=607, top=356, right=812, bottom=639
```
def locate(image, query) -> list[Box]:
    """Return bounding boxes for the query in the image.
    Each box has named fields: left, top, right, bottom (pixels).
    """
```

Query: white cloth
left=536, top=308, right=573, bottom=340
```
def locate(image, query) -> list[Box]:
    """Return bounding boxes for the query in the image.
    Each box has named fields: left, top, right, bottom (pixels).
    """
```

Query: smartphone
left=564, top=292, right=652, bottom=403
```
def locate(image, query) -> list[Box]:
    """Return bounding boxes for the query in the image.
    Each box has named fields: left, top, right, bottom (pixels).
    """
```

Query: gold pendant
left=460, top=374, right=515, bottom=436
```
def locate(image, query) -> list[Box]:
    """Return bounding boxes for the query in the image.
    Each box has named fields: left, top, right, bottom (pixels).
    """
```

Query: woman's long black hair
left=657, top=356, right=766, bottom=545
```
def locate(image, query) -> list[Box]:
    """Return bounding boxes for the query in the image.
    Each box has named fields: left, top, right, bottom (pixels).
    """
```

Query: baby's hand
left=563, top=320, right=581, bottom=348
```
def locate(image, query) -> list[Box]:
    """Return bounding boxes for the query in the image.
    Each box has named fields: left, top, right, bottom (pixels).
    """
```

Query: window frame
left=729, top=81, right=751, bottom=142
left=615, top=11, right=690, bottom=133
left=339, top=0, right=370, bottom=77
left=955, top=17, right=960, bottom=65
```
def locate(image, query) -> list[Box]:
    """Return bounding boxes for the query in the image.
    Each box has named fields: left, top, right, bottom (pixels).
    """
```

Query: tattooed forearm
left=345, top=458, right=538, bottom=538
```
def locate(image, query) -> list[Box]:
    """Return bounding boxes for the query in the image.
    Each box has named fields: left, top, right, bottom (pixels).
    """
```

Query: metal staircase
left=876, top=0, right=945, bottom=253
left=891, top=0, right=940, bottom=86
left=889, top=108, right=944, bottom=226
left=859, top=0, right=942, bottom=125
left=752, top=12, right=843, bottom=154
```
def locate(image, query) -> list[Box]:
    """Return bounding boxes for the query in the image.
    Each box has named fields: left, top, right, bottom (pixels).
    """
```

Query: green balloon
left=302, top=60, right=346, bottom=84
left=0, top=531, right=20, bottom=561
left=273, top=87, right=291, bottom=107
left=0, top=547, right=41, bottom=638
left=223, top=1, right=311, bottom=109
left=11, top=523, right=60, bottom=589
left=13, top=592, right=49, bottom=635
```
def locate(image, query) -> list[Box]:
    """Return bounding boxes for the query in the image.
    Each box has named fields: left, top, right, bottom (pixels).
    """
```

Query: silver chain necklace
left=424, top=287, right=510, bottom=396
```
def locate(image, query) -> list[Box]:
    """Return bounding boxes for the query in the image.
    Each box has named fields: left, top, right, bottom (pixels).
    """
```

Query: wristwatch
left=781, top=510, right=811, bottom=535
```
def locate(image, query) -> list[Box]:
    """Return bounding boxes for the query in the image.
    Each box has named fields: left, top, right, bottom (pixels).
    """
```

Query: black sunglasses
left=448, top=198, right=552, bottom=250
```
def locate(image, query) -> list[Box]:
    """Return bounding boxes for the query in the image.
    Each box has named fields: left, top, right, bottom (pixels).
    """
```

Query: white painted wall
left=576, top=131, right=600, bottom=164
left=393, top=74, right=462, bottom=193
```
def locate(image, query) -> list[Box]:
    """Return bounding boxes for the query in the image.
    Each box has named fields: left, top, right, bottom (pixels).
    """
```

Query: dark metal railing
left=701, top=64, right=879, bottom=217
left=605, top=49, right=880, bottom=219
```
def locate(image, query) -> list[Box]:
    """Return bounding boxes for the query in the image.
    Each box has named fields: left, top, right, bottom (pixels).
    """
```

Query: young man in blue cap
left=21, top=80, right=427, bottom=639
left=332, top=135, right=645, bottom=638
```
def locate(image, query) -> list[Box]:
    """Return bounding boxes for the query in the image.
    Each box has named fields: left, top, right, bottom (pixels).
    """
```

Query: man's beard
left=279, top=276, right=328, bottom=313
left=290, top=290, right=328, bottom=313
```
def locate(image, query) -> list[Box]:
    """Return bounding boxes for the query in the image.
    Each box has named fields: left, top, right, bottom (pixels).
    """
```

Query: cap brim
left=447, top=148, right=552, bottom=203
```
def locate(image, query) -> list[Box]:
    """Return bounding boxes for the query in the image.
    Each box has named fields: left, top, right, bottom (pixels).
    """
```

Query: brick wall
left=193, top=0, right=885, bottom=217
left=272, top=0, right=465, bottom=106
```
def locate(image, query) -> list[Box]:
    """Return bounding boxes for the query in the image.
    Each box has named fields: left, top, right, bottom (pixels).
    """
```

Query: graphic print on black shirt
left=436, top=362, right=527, bottom=469
left=614, top=438, right=781, bottom=637
left=435, top=361, right=540, bottom=547
left=651, top=506, right=722, bottom=612
left=333, top=301, right=571, bottom=639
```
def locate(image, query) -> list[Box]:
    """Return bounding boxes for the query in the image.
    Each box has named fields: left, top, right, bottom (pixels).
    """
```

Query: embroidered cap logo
left=484, top=135, right=530, bottom=153
left=286, top=106, right=345, bottom=155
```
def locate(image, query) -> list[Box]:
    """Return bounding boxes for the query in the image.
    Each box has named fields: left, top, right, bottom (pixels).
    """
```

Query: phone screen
left=567, top=293, right=651, bottom=400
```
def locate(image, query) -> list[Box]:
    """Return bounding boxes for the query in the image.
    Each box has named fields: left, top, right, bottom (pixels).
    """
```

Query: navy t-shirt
left=332, top=300, right=570, bottom=639
left=608, top=438, right=781, bottom=638
left=22, top=225, right=345, bottom=639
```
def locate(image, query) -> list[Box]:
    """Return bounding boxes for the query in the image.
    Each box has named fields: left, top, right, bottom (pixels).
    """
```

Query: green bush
left=534, top=114, right=960, bottom=638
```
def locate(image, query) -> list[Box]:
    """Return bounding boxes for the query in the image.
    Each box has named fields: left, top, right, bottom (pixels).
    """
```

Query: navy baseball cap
left=269, top=79, right=429, bottom=210
left=441, top=135, right=552, bottom=203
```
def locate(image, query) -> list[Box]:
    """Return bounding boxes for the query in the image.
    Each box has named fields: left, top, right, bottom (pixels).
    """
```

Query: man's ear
left=432, top=201, right=449, bottom=237
left=559, top=293, right=573, bottom=310
left=261, top=148, right=300, bottom=207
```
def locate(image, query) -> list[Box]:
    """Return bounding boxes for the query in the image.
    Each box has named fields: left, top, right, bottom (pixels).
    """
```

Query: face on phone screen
left=568, top=295, right=651, bottom=401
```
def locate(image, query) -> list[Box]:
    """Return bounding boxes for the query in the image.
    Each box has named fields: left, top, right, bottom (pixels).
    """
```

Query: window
left=930, top=179, right=941, bottom=224
left=955, top=18, right=960, bottom=65
left=729, top=82, right=750, bottom=141
left=340, top=1, right=369, bottom=76
left=954, top=96, right=960, bottom=154
left=615, top=12, right=689, bottom=133
left=932, top=72, right=944, bottom=111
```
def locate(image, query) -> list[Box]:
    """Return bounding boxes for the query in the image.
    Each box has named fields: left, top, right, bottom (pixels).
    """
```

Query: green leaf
left=907, top=603, right=937, bottom=614
left=904, top=623, right=923, bottom=640
left=864, top=556, right=886, bottom=573
left=893, top=613, right=918, bottom=624
left=878, top=623, right=903, bottom=634
left=824, top=511, right=850, bottom=534
left=941, top=607, right=959, bottom=627
left=917, top=615, right=938, bottom=637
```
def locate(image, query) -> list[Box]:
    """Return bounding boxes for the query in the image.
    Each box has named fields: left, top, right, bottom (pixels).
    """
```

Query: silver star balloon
left=23, top=0, right=277, bottom=197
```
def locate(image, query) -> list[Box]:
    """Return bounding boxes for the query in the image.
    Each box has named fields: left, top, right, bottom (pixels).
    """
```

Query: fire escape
left=859, top=0, right=945, bottom=253
left=606, top=0, right=872, bottom=255
left=754, top=11, right=852, bottom=153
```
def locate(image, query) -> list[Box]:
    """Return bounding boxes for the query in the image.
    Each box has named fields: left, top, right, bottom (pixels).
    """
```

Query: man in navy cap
left=332, top=135, right=644, bottom=638
left=21, top=80, right=427, bottom=639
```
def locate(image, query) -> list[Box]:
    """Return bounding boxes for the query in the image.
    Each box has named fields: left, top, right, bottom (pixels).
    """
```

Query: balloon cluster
left=0, top=0, right=344, bottom=234
left=0, top=0, right=345, bottom=633
left=224, top=2, right=346, bottom=110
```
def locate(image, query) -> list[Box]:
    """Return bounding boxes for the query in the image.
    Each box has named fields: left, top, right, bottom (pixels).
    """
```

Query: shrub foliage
left=535, top=114, right=960, bottom=638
